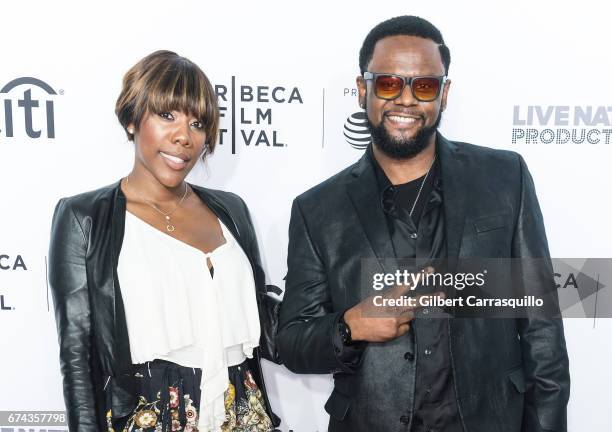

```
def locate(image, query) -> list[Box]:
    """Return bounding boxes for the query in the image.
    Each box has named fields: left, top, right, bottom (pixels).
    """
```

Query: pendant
left=165, top=215, right=175, bottom=232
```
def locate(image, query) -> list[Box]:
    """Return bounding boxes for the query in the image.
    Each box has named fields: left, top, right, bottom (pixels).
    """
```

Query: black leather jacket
left=49, top=181, right=280, bottom=431
left=278, top=136, right=570, bottom=432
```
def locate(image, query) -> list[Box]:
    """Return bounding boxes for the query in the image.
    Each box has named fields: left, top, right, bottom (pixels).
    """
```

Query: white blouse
left=117, top=211, right=261, bottom=432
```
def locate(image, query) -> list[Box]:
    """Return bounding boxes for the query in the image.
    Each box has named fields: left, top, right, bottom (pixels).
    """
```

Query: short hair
left=359, top=16, right=451, bottom=76
left=115, top=50, right=219, bottom=154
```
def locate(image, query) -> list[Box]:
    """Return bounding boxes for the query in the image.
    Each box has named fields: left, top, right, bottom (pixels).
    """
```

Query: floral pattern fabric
left=107, top=359, right=273, bottom=432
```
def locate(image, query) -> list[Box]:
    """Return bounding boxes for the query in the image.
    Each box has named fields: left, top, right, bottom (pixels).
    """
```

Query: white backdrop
left=0, top=1, right=611, bottom=431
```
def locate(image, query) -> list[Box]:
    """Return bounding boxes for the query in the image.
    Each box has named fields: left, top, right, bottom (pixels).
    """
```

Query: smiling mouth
left=160, top=151, right=188, bottom=164
left=387, top=115, right=418, bottom=124
left=385, top=114, right=422, bottom=127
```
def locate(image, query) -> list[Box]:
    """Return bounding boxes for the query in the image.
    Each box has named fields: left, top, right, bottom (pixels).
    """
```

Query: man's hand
left=343, top=268, right=444, bottom=343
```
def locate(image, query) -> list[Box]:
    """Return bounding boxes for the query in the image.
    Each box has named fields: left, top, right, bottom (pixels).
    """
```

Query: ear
left=440, top=79, right=451, bottom=112
left=356, top=75, right=367, bottom=109
left=125, top=123, right=136, bottom=141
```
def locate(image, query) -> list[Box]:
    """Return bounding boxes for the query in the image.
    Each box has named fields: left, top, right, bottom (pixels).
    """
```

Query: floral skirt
left=107, top=359, right=274, bottom=432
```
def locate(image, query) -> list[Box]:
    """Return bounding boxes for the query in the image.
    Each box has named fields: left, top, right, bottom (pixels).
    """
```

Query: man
left=277, top=15, right=569, bottom=432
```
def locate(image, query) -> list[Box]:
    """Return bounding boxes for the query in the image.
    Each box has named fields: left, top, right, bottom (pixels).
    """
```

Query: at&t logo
left=1, top=77, right=59, bottom=139
left=344, top=111, right=371, bottom=150
left=341, top=87, right=371, bottom=150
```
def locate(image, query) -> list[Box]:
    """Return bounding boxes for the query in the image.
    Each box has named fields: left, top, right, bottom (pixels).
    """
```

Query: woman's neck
left=125, top=164, right=187, bottom=204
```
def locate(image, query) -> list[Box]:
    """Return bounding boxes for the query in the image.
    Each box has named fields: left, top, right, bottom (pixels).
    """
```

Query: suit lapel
left=345, top=152, right=396, bottom=273
left=438, top=134, right=467, bottom=261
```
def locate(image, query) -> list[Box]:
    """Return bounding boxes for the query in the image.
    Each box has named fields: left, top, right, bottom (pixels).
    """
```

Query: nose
left=172, top=120, right=190, bottom=146
left=393, top=81, right=418, bottom=107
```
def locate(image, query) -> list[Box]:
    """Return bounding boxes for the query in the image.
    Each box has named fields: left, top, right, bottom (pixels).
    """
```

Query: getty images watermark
left=360, top=258, right=610, bottom=319
left=371, top=267, right=543, bottom=310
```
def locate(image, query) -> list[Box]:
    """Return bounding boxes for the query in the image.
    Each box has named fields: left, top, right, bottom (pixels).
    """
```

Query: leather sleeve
left=511, top=155, right=570, bottom=432
left=277, top=198, right=363, bottom=374
left=48, top=199, right=99, bottom=431
left=240, top=198, right=282, bottom=364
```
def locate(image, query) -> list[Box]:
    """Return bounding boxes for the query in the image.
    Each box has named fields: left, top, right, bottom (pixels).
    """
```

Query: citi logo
left=1, top=77, right=59, bottom=139
left=344, top=111, right=371, bottom=150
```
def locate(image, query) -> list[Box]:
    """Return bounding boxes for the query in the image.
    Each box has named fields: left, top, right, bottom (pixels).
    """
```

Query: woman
left=48, top=50, right=280, bottom=432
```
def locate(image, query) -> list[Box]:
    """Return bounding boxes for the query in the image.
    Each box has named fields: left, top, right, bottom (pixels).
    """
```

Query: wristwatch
left=338, top=314, right=353, bottom=346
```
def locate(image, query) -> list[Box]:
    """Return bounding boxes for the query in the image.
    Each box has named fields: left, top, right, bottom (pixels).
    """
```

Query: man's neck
left=372, top=135, right=437, bottom=185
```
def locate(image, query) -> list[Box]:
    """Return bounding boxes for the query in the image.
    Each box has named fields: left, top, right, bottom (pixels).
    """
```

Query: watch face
left=339, top=322, right=350, bottom=344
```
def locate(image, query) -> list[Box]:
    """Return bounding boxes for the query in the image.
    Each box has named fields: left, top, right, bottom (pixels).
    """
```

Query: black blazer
left=277, top=135, right=570, bottom=432
left=49, top=181, right=280, bottom=431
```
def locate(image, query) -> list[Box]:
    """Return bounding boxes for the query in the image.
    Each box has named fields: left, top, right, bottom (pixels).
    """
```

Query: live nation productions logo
left=0, top=77, right=60, bottom=139
left=214, top=76, right=303, bottom=154
left=512, top=105, right=612, bottom=145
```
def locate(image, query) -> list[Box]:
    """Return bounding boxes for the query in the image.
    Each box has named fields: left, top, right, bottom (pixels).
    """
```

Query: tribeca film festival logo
left=342, top=87, right=371, bottom=150
left=214, top=77, right=303, bottom=154
left=512, top=105, right=612, bottom=145
left=0, top=254, right=27, bottom=311
left=0, top=77, right=60, bottom=139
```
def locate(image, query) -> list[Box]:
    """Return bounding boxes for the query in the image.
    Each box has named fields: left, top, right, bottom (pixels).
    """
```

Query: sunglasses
left=363, top=72, right=447, bottom=102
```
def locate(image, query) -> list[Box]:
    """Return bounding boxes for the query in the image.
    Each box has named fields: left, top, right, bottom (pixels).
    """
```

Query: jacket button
left=400, top=415, right=410, bottom=424
left=404, top=352, right=414, bottom=361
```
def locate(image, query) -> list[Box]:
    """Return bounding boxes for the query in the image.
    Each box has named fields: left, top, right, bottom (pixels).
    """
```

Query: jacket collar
left=190, top=186, right=243, bottom=243
left=345, top=133, right=467, bottom=267
left=346, top=150, right=396, bottom=272
left=437, top=133, right=467, bottom=261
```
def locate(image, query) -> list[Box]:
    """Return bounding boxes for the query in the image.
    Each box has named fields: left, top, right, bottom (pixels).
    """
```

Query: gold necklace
left=125, top=176, right=189, bottom=232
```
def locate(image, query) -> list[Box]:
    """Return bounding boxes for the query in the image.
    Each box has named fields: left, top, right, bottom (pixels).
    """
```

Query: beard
left=366, top=110, right=442, bottom=160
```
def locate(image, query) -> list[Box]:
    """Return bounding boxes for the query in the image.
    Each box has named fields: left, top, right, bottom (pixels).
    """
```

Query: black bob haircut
left=359, top=16, right=451, bottom=76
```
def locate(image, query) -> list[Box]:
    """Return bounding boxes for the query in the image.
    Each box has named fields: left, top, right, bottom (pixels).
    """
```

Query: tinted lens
left=412, top=77, right=441, bottom=101
left=374, top=75, right=405, bottom=100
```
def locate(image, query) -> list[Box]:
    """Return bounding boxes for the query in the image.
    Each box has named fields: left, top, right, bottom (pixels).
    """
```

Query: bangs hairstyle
left=115, top=50, right=219, bottom=154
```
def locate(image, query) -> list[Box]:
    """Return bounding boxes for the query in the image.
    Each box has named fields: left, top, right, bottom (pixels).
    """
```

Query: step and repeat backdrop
left=1, top=1, right=611, bottom=431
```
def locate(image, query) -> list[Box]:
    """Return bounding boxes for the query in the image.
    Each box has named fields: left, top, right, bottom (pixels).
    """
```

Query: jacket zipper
left=103, top=376, right=111, bottom=391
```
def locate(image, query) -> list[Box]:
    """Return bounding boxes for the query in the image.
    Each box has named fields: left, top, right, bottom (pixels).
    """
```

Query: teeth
left=388, top=116, right=417, bottom=124
left=160, top=152, right=186, bottom=164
